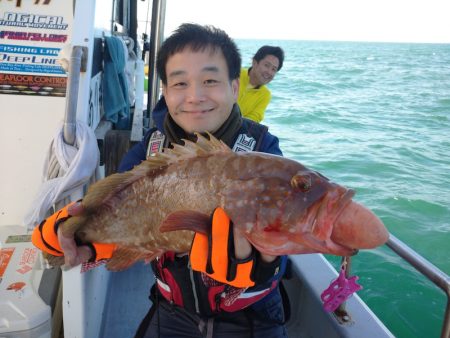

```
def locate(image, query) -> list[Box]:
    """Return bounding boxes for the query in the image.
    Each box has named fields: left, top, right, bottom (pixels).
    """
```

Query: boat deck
left=101, top=262, right=153, bottom=337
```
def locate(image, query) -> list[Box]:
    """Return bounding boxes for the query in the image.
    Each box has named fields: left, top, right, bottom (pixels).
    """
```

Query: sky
left=138, top=0, right=450, bottom=43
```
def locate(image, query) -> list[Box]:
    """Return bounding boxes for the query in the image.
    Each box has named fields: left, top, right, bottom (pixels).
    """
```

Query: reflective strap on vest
left=146, top=130, right=166, bottom=157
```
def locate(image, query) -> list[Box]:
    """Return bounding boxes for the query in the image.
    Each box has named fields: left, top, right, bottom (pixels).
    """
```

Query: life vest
left=152, top=253, right=279, bottom=316
left=145, top=119, right=283, bottom=316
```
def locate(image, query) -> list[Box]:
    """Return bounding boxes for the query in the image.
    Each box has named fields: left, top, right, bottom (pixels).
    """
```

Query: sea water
left=237, top=39, right=450, bottom=338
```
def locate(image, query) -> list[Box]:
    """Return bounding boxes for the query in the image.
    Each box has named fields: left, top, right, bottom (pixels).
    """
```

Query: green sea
left=237, top=39, right=450, bottom=338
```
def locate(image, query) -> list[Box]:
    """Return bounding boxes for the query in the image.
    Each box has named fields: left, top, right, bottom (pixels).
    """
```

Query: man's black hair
left=157, top=23, right=241, bottom=85
left=253, top=46, right=285, bottom=71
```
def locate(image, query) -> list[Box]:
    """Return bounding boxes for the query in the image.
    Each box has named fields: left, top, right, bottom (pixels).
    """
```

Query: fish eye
left=291, top=174, right=312, bottom=192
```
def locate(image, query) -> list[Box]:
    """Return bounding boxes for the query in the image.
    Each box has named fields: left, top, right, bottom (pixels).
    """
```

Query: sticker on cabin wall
left=17, top=264, right=32, bottom=274
left=19, top=247, right=37, bottom=265
left=0, top=247, right=15, bottom=279
left=18, top=247, right=37, bottom=272
left=0, top=72, right=66, bottom=95
left=5, top=234, right=31, bottom=243
left=0, top=0, right=72, bottom=96
left=0, top=1, right=53, bottom=9
left=0, top=30, right=68, bottom=43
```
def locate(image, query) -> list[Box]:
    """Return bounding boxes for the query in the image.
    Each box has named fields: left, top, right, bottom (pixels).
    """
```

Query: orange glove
left=32, top=202, right=117, bottom=262
left=32, top=203, right=73, bottom=257
left=190, top=207, right=256, bottom=288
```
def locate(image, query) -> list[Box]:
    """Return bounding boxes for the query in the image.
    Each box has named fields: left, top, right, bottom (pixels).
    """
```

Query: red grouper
left=33, top=133, right=389, bottom=270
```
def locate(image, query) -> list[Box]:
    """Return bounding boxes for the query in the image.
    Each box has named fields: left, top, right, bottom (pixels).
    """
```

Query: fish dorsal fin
left=154, top=131, right=232, bottom=164
left=62, top=132, right=231, bottom=235
left=62, top=151, right=170, bottom=235
left=81, top=159, right=164, bottom=212
left=85, top=133, right=229, bottom=208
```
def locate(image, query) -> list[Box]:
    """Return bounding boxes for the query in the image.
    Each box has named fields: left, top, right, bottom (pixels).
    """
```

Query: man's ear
left=232, top=79, right=239, bottom=100
left=162, top=85, right=167, bottom=97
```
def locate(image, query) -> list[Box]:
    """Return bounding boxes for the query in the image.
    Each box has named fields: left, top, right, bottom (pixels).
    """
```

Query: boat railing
left=147, top=0, right=166, bottom=119
left=63, top=45, right=87, bottom=146
left=386, top=233, right=450, bottom=338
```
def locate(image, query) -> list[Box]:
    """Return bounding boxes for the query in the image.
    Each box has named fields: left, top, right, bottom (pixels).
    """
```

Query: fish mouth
left=329, top=187, right=356, bottom=225
left=303, top=186, right=356, bottom=255
left=311, top=186, right=355, bottom=229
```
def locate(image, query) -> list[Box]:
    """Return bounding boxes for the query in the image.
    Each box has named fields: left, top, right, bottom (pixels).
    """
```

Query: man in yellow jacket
left=238, top=46, right=284, bottom=123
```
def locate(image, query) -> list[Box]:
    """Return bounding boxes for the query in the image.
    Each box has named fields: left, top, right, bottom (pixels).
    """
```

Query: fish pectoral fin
left=105, top=247, right=163, bottom=271
left=159, top=210, right=210, bottom=234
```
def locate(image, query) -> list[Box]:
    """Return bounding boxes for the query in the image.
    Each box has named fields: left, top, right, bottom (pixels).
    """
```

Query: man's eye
left=172, top=82, right=186, bottom=88
left=204, top=79, right=218, bottom=85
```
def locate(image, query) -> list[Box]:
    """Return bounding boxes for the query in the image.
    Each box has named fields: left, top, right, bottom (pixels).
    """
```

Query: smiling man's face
left=250, top=54, right=280, bottom=87
left=163, top=46, right=239, bottom=134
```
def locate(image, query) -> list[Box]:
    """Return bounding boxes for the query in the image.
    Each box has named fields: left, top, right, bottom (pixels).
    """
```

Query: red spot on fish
left=7, top=282, right=26, bottom=292
left=263, top=218, right=282, bottom=232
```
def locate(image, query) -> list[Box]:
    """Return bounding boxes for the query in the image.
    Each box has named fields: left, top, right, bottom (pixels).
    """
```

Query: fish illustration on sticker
left=7, top=282, right=26, bottom=292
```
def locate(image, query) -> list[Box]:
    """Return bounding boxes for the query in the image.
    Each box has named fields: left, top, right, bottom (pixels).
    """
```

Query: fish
left=48, top=133, right=388, bottom=271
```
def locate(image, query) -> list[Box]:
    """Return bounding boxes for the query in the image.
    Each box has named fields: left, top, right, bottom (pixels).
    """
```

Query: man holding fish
left=33, top=23, right=388, bottom=338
